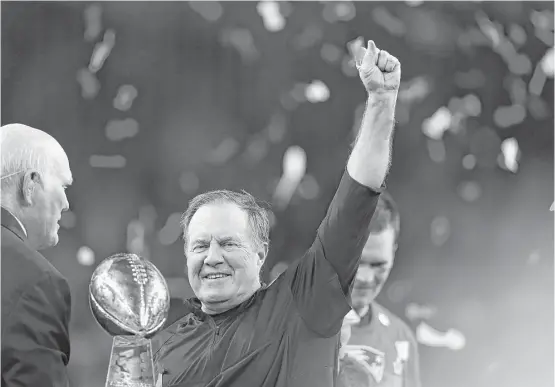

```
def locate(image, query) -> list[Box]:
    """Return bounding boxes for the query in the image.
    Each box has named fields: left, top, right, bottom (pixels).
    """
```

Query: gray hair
left=0, top=124, right=60, bottom=192
left=180, top=190, right=270, bottom=250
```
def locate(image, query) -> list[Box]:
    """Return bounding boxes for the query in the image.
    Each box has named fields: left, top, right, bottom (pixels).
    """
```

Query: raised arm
left=347, top=39, right=400, bottom=190
left=286, top=40, right=401, bottom=336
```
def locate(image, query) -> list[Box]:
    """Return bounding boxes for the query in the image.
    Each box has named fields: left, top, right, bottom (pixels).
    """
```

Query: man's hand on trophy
left=348, top=38, right=401, bottom=94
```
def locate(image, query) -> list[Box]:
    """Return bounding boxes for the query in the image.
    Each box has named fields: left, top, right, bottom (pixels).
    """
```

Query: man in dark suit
left=1, top=123, right=74, bottom=387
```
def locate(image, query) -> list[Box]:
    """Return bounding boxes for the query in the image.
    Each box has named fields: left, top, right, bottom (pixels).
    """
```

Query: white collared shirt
left=1, top=206, right=28, bottom=237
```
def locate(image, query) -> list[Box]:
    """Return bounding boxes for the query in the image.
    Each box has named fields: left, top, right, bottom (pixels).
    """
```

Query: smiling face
left=351, top=227, right=396, bottom=310
left=185, top=201, right=266, bottom=314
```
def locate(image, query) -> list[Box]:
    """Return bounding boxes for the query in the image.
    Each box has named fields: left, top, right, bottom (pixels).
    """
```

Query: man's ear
left=21, top=170, right=42, bottom=206
left=257, top=242, right=269, bottom=268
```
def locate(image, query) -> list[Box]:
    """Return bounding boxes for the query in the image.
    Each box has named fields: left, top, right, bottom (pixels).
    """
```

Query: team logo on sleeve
left=343, top=345, right=385, bottom=383
left=393, top=341, right=410, bottom=375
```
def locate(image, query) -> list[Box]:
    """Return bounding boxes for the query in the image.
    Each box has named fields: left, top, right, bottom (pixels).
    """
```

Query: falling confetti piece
left=60, top=210, right=76, bottom=229
left=458, top=181, right=482, bottom=202
left=138, top=205, right=157, bottom=234
left=462, top=154, right=477, bottom=170
left=430, top=216, right=450, bottom=246
left=158, top=213, right=182, bottom=246
left=500, top=137, right=520, bottom=173
left=83, top=4, right=102, bottom=42
left=220, top=28, right=259, bottom=64
left=76, top=68, right=100, bottom=99
left=89, top=29, right=116, bottom=73
left=508, top=23, right=527, bottom=46
left=540, top=47, right=554, bottom=77
left=206, top=137, right=240, bottom=165
left=422, top=107, right=452, bottom=140
left=508, top=54, right=532, bottom=75
left=189, top=1, right=223, bottom=22
left=504, top=76, right=527, bottom=104
left=273, top=145, right=307, bottom=210
left=341, top=55, right=359, bottom=77
left=305, top=80, right=330, bottom=103
left=461, top=94, right=481, bottom=117
left=105, top=118, right=139, bottom=141
left=493, top=105, right=526, bottom=128
left=113, top=85, right=138, bottom=111
left=527, top=95, right=550, bottom=120
left=550, top=202, right=554, bottom=211
left=77, top=246, right=95, bottom=266
left=398, top=76, right=431, bottom=104
left=242, top=135, right=269, bottom=166
left=127, top=219, right=145, bottom=255
left=416, top=322, right=466, bottom=350
left=405, top=303, right=437, bottom=321
left=179, top=171, right=200, bottom=194
left=322, top=1, right=356, bottom=23
left=89, top=155, right=126, bottom=168
left=257, top=1, right=286, bottom=32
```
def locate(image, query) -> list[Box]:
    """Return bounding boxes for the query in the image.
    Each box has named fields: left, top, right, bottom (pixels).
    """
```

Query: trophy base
left=105, top=336, right=156, bottom=387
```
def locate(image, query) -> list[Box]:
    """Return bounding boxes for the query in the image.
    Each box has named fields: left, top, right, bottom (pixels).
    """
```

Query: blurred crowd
left=1, top=2, right=553, bottom=387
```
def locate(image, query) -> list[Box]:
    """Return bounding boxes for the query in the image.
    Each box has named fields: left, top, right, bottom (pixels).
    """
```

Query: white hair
left=0, top=123, right=62, bottom=193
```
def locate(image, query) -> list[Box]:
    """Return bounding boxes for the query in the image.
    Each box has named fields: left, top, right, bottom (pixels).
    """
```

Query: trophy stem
left=105, top=336, right=156, bottom=387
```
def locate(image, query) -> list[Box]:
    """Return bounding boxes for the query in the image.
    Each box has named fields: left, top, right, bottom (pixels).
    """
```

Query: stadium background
left=2, top=2, right=553, bottom=386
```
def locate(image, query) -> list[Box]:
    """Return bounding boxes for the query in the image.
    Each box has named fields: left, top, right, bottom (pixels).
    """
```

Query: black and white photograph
left=1, top=2, right=553, bottom=387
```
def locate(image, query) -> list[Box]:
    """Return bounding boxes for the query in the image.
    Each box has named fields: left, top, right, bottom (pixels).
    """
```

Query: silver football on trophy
left=89, top=253, right=171, bottom=338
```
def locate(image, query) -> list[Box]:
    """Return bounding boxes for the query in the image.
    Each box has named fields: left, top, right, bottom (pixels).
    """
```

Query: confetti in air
left=105, top=118, right=139, bottom=141
left=273, top=146, right=307, bottom=210
left=77, top=246, right=95, bottom=266
left=189, top=1, right=223, bottom=22
left=206, top=137, right=240, bottom=165
left=305, top=80, right=330, bottom=103
left=76, top=68, right=100, bottom=99
left=158, top=213, right=182, bottom=246
left=458, top=181, right=482, bottom=202
left=89, top=29, right=116, bottom=73
left=220, top=28, right=259, bottom=63
left=416, top=322, right=466, bottom=350
left=405, top=303, right=437, bottom=321
left=127, top=219, right=146, bottom=256
left=113, top=85, right=138, bottom=111
left=83, top=4, right=102, bottom=42
left=89, top=155, right=126, bottom=168
left=493, top=105, right=526, bottom=128
left=422, top=107, right=452, bottom=140
left=499, top=137, right=520, bottom=173
left=257, top=1, right=286, bottom=32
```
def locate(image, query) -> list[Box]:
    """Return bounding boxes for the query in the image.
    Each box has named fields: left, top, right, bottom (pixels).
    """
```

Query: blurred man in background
left=345, top=192, right=421, bottom=387
left=1, top=124, right=73, bottom=387
left=153, top=39, right=401, bottom=387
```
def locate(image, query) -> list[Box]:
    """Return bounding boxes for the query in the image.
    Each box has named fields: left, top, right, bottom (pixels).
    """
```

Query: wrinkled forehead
left=187, top=202, right=251, bottom=242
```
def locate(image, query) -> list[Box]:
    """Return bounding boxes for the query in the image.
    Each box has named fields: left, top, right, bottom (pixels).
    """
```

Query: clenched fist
left=349, top=38, right=401, bottom=94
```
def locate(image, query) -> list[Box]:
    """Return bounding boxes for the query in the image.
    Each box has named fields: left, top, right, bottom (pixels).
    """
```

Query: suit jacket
left=1, top=207, right=71, bottom=387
